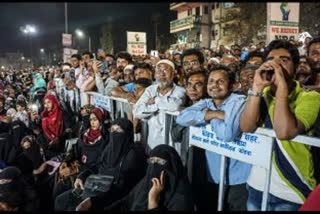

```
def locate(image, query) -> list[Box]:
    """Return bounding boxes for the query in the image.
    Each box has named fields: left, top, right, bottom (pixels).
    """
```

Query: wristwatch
left=247, top=89, right=264, bottom=97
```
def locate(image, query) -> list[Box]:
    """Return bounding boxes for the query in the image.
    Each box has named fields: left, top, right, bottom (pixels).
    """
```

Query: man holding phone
left=240, top=40, right=320, bottom=211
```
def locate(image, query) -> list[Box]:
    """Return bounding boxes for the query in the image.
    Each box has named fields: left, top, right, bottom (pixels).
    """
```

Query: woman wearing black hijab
left=54, top=118, right=147, bottom=211
left=105, top=144, right=194, bottom=211
left=52, top=107, right=109, bottom=200
left=13, top=135, right=42, bottom=185
left=0, top=167, right=39, bottom=211
left=0, top=133, right=17, bottom=169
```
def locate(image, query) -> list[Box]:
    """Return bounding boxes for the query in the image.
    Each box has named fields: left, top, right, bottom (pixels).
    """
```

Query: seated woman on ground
left=54, top=118, right=147, bottom=211
left=105, top=144, right=194, bottom=211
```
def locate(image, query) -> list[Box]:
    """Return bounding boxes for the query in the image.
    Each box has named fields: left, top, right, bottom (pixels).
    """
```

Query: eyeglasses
left=155, top=68, right=172, bottom=75
left=183, top=60, right=200, bottom=67
left=186, top=82, right=204, bottom=89
left=148, top=157, right=167, bottom=166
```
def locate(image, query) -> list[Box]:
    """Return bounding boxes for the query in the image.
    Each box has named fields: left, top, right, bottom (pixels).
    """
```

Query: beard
left=156, top=80, right=173, bottom=88
left=311, top=61, right=320, bottom=73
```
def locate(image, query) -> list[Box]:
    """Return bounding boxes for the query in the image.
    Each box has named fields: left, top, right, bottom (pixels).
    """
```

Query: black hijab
left=0, top=133, right=17, bottom=167
left=128, top=144, right=184, bottom=211
left=0, top=167, right=39, bottom=211
left=99, top=118, right=134, bottom=172
left=0, top=167, right=24, bottom=209
left=20, top=135, right=42, bottom=170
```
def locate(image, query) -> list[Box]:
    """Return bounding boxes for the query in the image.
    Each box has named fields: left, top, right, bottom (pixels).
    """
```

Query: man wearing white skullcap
left=134, top=59, right=186, bottom=153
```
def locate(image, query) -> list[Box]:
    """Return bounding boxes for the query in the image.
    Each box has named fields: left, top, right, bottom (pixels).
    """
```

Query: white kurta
left=133, top=83, right=185, bottom=153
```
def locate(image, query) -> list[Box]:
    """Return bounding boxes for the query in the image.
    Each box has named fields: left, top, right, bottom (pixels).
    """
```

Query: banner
left=92, top=94, right=111, bottom=112
left=267, top=3, right=300, bottom=43
left=63, top=48, right=78, bottom=63
left=127, top=31, right=147, bottom=55
left=189, top=124, right=273, bottom=169
left=62, top=33, right=72, bottom=47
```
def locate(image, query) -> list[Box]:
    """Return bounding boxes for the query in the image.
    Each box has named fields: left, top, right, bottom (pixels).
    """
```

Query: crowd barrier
left=82, top=91, right=320, bottom=211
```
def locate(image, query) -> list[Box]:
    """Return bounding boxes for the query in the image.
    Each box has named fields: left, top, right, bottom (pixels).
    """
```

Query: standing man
left=133, top=60, right=185, bottom=153
left=176, top=64, right=251, bottom=211
left=240, top=40, right=320, bottom=211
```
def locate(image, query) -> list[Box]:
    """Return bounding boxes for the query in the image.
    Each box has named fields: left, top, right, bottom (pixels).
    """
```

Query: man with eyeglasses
left=133, top=60, right=186, bottom=154
left=181, top=48, right=205, bottom=75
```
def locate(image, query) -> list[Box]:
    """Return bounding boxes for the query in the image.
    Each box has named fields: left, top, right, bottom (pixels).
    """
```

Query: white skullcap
left=208, top=57, right=220, bottom=64
left=156, top=59, right=175, bottom=71
left=124, top=64, right=134, bottom=71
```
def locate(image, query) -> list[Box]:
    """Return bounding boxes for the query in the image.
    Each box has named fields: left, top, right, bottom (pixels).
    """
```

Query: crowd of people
left=0, top=35, right=320, bottom=211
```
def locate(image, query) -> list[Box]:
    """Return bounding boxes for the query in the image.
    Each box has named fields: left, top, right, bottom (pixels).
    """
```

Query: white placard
left=127, top=31, right=147, bottom=55
left=63, top=48, right=78, bottom=63
left=92, top=94, right=111, bottom=112
left=189, top=124, right=274, bottom=169
left=62, top=33, right=72, bottom=47
left=267, top=3, right=300, bottom=43
left=150, top=50, right=159, bottom=58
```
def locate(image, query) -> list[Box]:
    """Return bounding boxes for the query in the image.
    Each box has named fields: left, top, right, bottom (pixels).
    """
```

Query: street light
left=21, top=57, right=25, bottom=60
left=40, top=48, right=44, bottom=53
left=20, top=24, right=37, bottom=65
left=21, top=25, right=37, bottom=35
left=75, top=28, right=91, bottom=52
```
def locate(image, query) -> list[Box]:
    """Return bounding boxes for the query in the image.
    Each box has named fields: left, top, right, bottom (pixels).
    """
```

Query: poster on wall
left=127, top=31, right=147, bottom=55
left=267, top=3, right=300, bottom=43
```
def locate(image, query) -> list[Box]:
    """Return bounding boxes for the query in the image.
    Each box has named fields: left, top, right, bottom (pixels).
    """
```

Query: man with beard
left=295, top=55, right=312, bottom=85
left=302, top=37, right=320, bottom=92
left=116, top=52, right=132, bottom=72
left=133, top=60, right=185, bottom=153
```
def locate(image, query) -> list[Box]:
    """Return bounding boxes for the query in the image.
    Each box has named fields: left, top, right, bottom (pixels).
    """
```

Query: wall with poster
left=127, top=31, right=147, bottom=55
left=267, top=3, right=300, bottom=43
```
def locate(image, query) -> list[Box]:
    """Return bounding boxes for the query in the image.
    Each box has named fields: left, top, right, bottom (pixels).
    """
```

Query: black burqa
left=55, top=118, right=147, bottom=211
left=0, top=167, right=39, bottom=211
left=13, top=135, right=42, bottom=178
left=98, top=118, right=135, bottom=175
left=106, top=144, right=194, bottom=211
left=0, top=133, right=17, bottom=168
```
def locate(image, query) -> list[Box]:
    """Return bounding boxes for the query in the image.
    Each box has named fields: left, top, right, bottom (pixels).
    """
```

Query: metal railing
left=83, top=91, right=320, bottom=211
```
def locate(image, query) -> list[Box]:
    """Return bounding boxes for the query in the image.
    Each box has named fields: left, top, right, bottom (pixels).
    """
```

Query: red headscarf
left=41, top=94, right=63, bottom=141
left=82, top=108, right=105, bottom=145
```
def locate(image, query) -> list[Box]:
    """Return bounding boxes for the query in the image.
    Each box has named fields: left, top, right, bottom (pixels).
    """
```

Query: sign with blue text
left=189, top=124, right=273, bottom=169
left=92, top=94, right=111, bottom=112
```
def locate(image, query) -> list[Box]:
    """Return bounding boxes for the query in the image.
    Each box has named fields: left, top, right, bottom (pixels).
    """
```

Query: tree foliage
left=300, top=2, right=320, bottom=37
left=99, top=18, right=114, bottom=54
left=222, top=3, right=266, bottom=46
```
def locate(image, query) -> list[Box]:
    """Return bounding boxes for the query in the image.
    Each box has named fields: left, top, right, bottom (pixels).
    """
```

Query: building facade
left=170, top=2, right=266, bottom=50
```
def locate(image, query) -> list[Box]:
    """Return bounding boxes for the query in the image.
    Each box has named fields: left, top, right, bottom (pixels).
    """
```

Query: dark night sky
left=0, top=2, right=175, bottom=57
